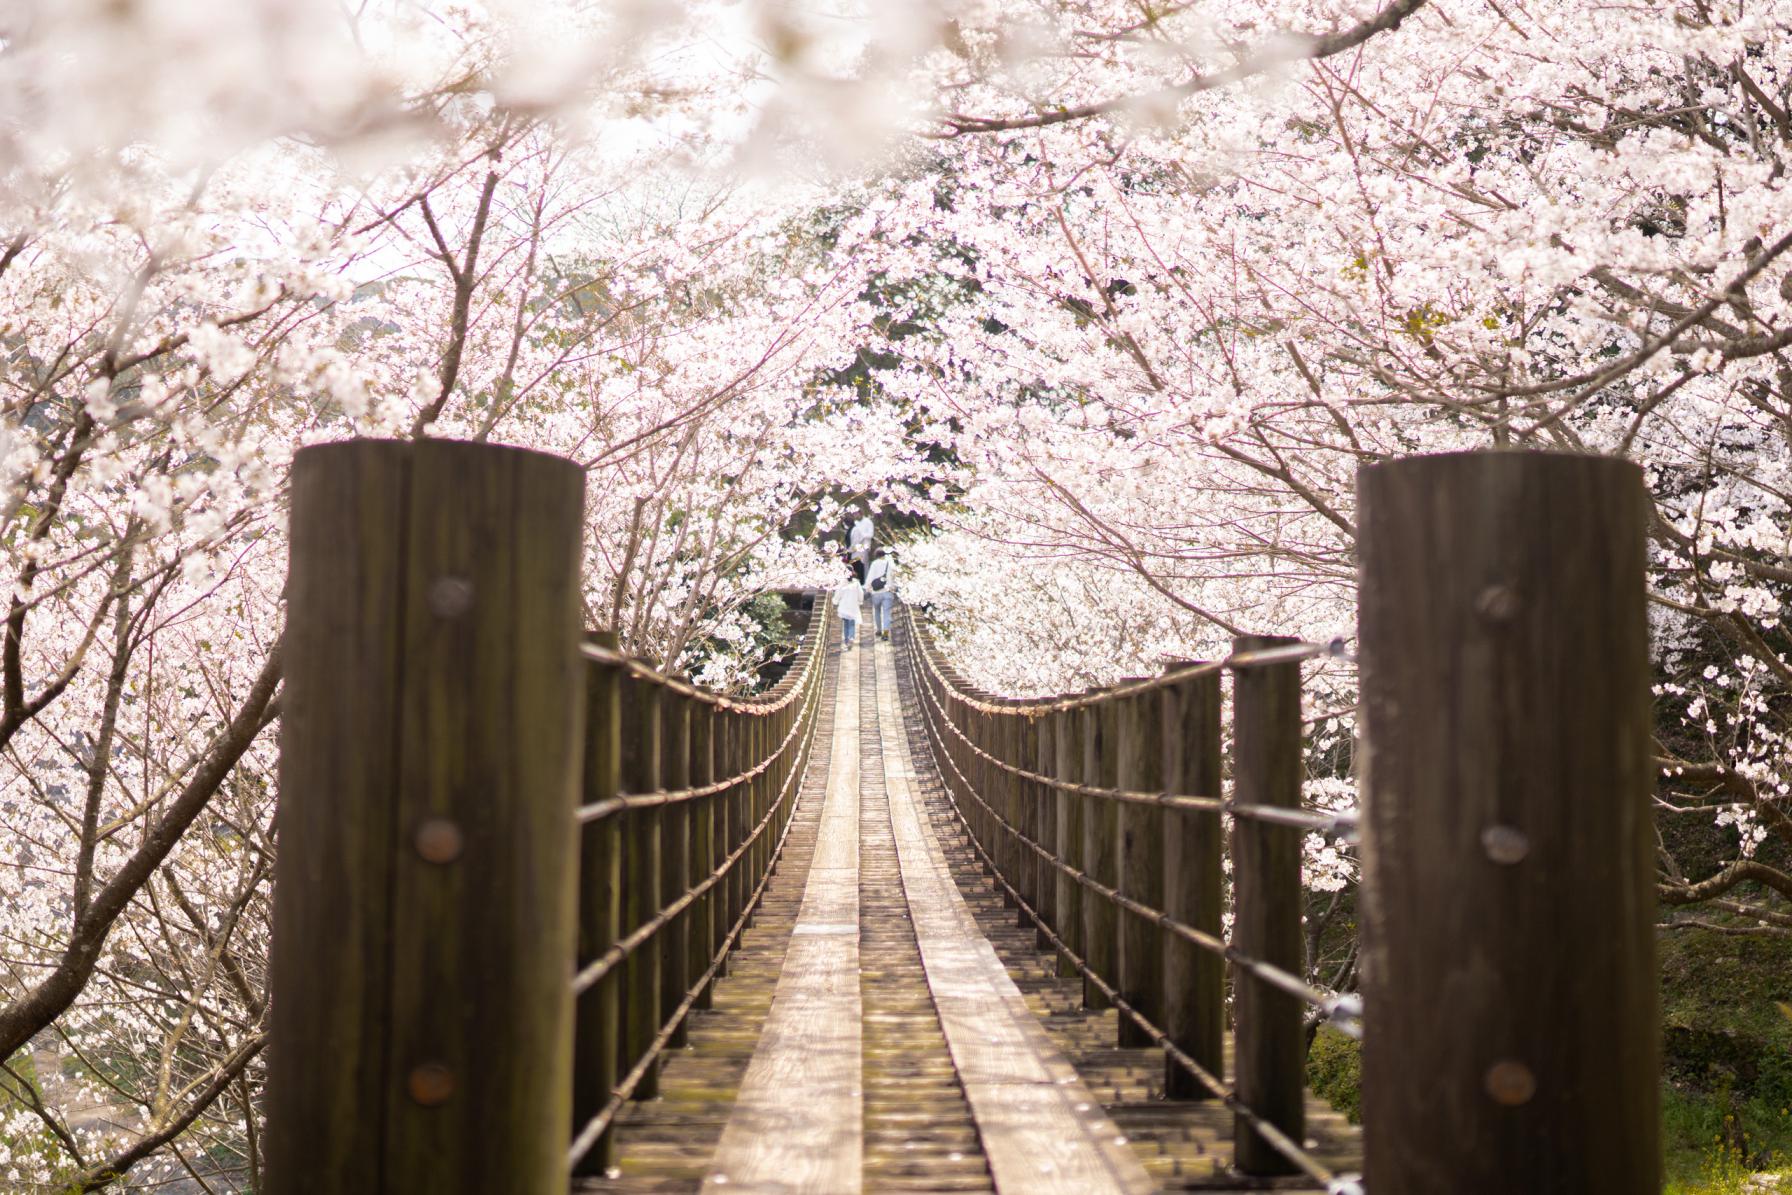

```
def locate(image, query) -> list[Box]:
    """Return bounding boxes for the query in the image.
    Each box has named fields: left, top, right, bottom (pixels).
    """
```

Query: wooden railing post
left=1054, top=702, right=1086, bottom=980
left=1357, top=452, right=1656, bottom=1194
left=1082, top=698, right=1119, bottom=1010
left=1033, top=706, right=1058, bottom=951
left=620, top=672, right=663, bottom=1102
left=691, top=703, right=717, bottom=1009
left=662, top=691, right=693, bottom=1049
left=1162, top=668, right=1224, bottom=1099
left=1231, top=634, right=1305, bottom=1175
left=1006, top=710, right=1030, bottom=921
left=752, top=713, right=770, bottom=898
left=724, top=712, right=746, bottom=944
left=573, top=630, right=624, bottom=1176
left=1116, top=688, right=1165, bottom=1049
left=269, top=440, right=585, bottom=1194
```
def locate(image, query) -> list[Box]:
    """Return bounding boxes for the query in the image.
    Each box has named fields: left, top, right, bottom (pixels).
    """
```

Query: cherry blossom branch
left=933, top=0, right=1430, bottom=135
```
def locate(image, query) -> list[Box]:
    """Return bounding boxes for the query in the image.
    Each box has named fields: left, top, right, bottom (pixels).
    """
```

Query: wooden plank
left=704, top=644, right=863, bottom=1194
left=1357, top=451, right=1657, bottom=1193
left=876, top=642, right=1153, bottom=1195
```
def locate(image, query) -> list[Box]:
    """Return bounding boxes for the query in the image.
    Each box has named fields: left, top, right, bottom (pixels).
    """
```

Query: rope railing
left=566, top=601, right=832, bottom=1176
left=905, top=676, right=1347, bottom=1190
left=908, top=657, right=1361, bottom=1032
left=574, top=692, right=814, bottom=823
left=899, top=605, right=1356, bottom=1182
left=571, top=700, right=821, bottom=994
left=268, top=443, right=1660, bottom=1195
left=912, top=646, right=1359, bottom=839
left=566, top=660, right=824, bottom=1168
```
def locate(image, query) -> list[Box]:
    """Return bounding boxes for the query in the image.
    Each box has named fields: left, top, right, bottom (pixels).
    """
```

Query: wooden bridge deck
left=574, top=634, right=1361, bottom=1193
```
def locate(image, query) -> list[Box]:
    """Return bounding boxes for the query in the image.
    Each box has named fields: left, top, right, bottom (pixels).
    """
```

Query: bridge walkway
left=574, top=631, right=1361, bottom=1193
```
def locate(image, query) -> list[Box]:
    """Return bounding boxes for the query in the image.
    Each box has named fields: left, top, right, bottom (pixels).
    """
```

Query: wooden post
left=1162, top=669, right=1224, bottom=1099
left=1054, top=704, right=1085, bottom=980
left=1007, top=710, right=1032, bottom=922
left=620, top=673, right=663, bottom=1102
left=573, top=631, right=624, bottom=1175
left=1116, top=688, right=1164, bottom=1049
left=662, top=691, right=692, bottom=1049
left=747, top=714, right=767, bottom=916
left=691, top=703, right=717, bottom=1010
left=1034, top=708, right=1058, bottom=951
left=269, top=440, right=585, bottom=1194
left=1082, top=698, right=1119, bottom=1010
left=1357, top=452, right=1656, bottom=1194
left=722, top=712, right=744, bottom=948
left=1231, top=634, right=1305, bottom=1175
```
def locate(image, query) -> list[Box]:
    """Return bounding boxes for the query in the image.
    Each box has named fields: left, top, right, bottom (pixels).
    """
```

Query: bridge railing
left=903, top=616, right=1349, bottom=1182
left=264, top=438, right=831, bottom=1194
left=265, top=441, right=1661, bottom=1195
left=568, top=612, right=830, bottom=1174
left=901, top=448, right=1663, bottom=1195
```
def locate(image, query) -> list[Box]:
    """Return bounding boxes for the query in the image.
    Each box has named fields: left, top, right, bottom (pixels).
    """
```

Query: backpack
left=870, top=573, right=887, bottom=592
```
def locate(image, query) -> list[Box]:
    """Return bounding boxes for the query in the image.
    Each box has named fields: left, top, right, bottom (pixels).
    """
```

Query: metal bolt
left=407, top=1062, right=456, bottom=1106
left=414, top=817, right=464, bottom=864
left=1481, top=824, right=1530, bottom=865
left=1475, top=583, right=1521, bottom=623
left=1484, top=1059, right=1536, bottom=1106
left=427, top=576, right=474, bottom=618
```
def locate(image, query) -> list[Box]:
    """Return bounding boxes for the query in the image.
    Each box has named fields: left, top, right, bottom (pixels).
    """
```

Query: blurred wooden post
left=1116, top=688, right=1164, bottom=1049
left=1007, top=710, right=1031, bottom=920
left=748, top=714, right=767, bottom=911
left=1034, top=707, right=1058, bottom=950
left=573, top=631, right=624, bottom=1175
left=1162, top=669, right=1224, bottom=1099
left=691, top=703, right=717, bottom=1009
left=723, top=712, right=745, bottom=943
left=1231, top=634, right=1305, bottom=1175
left=1054, top=703, right=1085, bottom=980
left=662, top=691, right=692, bottom=1049
left=1357, top=452, right=1657, bottom=1194
left=620, top=673, right=663, bottom=1102
left=269, top=440, right=585, bottom=1194
left=1082, top=698, right=1119, bottom=1009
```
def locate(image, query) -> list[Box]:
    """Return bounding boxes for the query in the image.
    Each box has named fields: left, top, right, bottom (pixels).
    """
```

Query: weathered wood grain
left=1230, top=634, right=1306, bottom=1176
left=1357, top=451, right=1657, bottom=1194
left=1115, top=690, right=1164, bottom=1050
left=270, top=439, right=585, bottom=1194
left=1161, top=671, right=1224, bottom=1100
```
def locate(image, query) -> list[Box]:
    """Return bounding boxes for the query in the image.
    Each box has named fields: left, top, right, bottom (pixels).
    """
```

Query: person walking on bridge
left=865, top=547, right=896, bottom=641
left=831, top=567, right=864, bottom=651
left=848, top=509, right=874, bottom=574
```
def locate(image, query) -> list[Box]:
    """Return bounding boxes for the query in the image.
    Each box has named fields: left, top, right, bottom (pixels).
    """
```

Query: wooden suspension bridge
left=263, top=440, right=1660, bottom=1194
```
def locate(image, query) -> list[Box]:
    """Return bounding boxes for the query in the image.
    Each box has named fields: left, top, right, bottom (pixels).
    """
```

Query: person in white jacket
left=831, top=569, right=864, bottom=650
left=847, top=511, right=874, bottom=574
left=864, top=548, right=895, bottom=641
